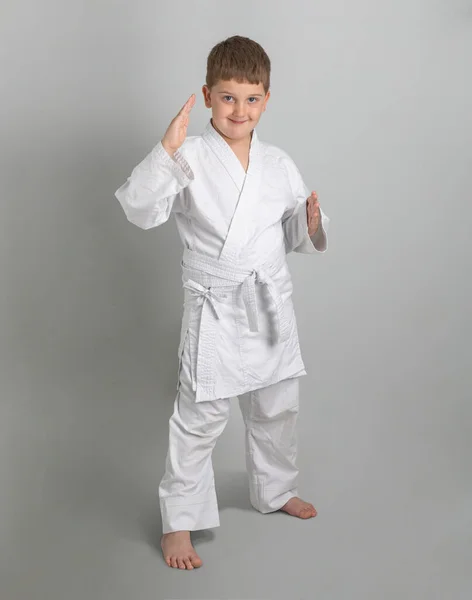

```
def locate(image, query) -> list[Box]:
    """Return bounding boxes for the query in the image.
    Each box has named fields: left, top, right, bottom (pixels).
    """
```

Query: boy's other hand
left=161, top=94, right=196, bottom=156
left=307, top=191, right=321, bottom=236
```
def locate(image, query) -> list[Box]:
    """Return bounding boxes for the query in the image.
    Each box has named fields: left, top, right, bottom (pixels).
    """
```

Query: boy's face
left=202, top=79, right=270, bottom=142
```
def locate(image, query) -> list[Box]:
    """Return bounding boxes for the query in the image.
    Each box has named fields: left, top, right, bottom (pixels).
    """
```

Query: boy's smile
left=202, top=79, right=270, bottom=147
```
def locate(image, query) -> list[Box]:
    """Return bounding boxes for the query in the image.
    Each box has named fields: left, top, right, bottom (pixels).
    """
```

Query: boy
left=115, top=35, right=329, bottom=570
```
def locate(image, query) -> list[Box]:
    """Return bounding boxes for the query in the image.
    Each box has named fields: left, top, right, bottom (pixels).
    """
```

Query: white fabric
left=158, top=336, right=301, bottom=533
left=115, top=120, right=330, bottom=403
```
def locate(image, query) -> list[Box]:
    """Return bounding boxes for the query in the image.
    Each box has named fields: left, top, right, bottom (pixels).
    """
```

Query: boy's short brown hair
left=206, top=36, right=271, bottom=93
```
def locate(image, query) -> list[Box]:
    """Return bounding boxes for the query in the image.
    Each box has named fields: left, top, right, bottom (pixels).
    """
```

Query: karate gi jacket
left=115, top=120, right=330, bottom=402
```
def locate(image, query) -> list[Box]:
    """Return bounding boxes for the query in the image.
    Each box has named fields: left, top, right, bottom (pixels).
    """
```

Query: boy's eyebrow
left=218, top=91, right=264, bottom=97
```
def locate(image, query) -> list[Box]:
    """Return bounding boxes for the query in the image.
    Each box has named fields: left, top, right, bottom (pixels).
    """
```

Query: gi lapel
left=201, top=120, right=263, bottom=262
left=202, top=120, right=247, bottom=193
left=220, top=130, right=262, bottom=262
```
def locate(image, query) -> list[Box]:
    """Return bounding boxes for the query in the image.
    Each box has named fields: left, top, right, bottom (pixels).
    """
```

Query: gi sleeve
left=281, top=155, right=330, bottom=254
left=114, top=141, right=194, bottom=230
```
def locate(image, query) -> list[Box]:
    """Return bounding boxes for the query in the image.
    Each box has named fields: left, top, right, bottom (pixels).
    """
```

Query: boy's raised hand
left=161, top=94, right=196, bottom=156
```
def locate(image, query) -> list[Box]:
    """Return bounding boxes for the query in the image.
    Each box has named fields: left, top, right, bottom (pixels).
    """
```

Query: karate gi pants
left=158, top=345, right=301, bottom=534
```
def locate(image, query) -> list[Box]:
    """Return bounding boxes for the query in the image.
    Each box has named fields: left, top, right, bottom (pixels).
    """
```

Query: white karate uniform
left=115, top=120, right=329, bottom=532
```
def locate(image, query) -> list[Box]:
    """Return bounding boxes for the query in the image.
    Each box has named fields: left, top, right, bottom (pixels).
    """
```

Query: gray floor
left=1, top=335, right=471, bottom=599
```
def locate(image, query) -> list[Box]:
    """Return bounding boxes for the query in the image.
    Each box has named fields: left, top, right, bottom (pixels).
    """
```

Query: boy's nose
left=233, top=103, right=246, bottom=117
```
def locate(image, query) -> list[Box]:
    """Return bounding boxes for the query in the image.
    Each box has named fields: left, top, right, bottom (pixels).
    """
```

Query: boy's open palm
left=162, top=94, right=196, bottom=155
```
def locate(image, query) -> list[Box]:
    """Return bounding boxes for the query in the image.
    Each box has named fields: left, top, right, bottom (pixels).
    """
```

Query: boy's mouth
left=229, top=118, right=247, bottom=124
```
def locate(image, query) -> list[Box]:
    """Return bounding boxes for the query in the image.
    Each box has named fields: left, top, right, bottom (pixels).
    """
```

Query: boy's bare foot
left=160, top=531, right=203, bottom=569
left=280, top=496, right=317, bottom=519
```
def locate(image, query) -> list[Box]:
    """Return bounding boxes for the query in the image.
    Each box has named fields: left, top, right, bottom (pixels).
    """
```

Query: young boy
left=115, top=35, right=329, bottom=570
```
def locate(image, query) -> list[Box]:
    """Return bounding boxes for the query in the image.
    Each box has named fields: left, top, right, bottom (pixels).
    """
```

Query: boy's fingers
left=180, top=94, right=196, bottom=115
left=186, top=94, right=196, bottom=110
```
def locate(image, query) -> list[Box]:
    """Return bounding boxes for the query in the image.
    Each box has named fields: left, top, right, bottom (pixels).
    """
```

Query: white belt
left=180, top=248, right=290, bottom=398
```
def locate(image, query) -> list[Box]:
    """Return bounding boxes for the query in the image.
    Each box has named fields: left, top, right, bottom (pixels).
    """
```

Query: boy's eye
left=222, top=96, right=258, bottom=103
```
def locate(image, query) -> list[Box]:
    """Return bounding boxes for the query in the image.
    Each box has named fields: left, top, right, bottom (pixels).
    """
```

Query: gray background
left=1, top=0, right=471, bottom=598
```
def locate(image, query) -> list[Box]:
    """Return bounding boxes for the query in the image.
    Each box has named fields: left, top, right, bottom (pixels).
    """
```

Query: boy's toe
left=191, top=554, right=203, bottom=568
left=184, top=558, right=194, bottom=569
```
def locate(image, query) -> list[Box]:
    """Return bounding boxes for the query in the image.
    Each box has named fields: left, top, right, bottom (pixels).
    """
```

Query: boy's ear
left=262, top=90, right=271, bottom=112
left=202, top=85, right=212, bottom=108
